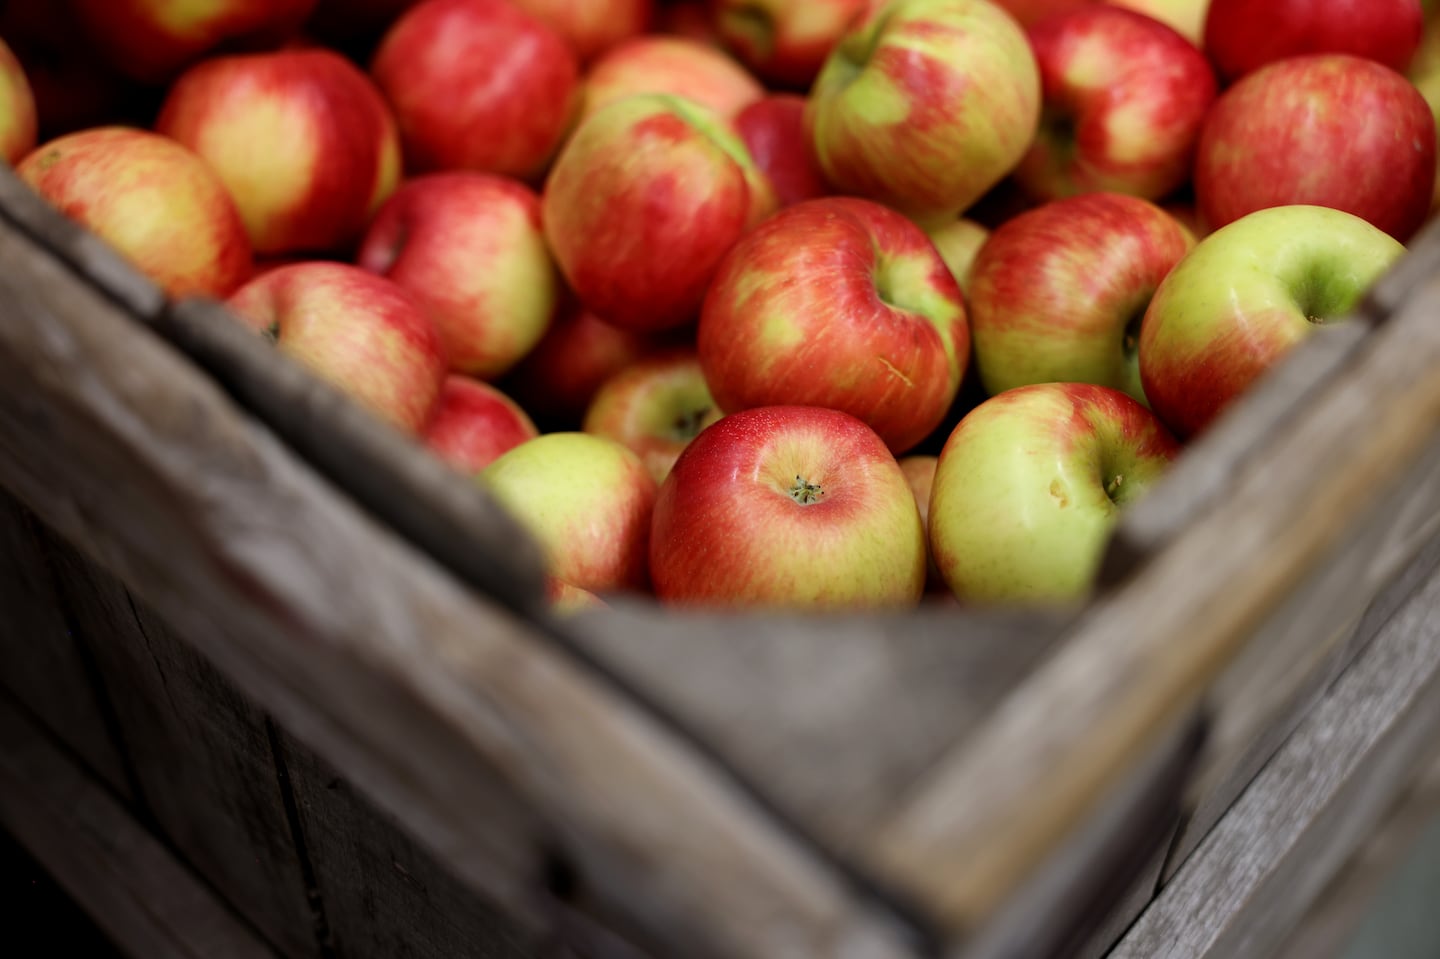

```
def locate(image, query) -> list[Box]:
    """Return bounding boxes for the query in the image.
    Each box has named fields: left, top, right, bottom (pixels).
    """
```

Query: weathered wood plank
left=867, top=225, right=1440, bottom=938
left=33, top=528, right=323, bottom=959
left=0, top=183, right=920, bottom=959
left=0, top=688, right=277, bottom=959
left=0, top=489, right=132, bottom=796
left=1108, top=544, right=1440, bottom=959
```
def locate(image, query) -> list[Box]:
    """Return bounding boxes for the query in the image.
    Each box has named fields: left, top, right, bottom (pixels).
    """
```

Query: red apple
left=806, top=0, right=1042, bottom=222
left=582, top=348, right=723, bottom=484
left=357, top=172, right=559, bottom=380
left=0, top=36, right=37, bottom=166
left=650, top=405, right=926, bottom=608
left=698, top=196, right=969, bottom=454
left=541, top=93, right=777, bottom=334
left=1018, top=6, right=1217, bottom=202
left=480, top=432, right=658, bottom=594
left=711, top=0, right=874, bottom=89
left=421, top=375, right=539, bottom=474
left=991, top=0, right=1097, bottom=25
left=734, top=94, right=831, bottom=207
left=1194, top=53, right=1436, bottom=242
left=70, top=0, right=317, bottom=84
left=370, top=0, right=580, bottom=179
left=510, top=0, right=655, bottom=62
left=1204, top=0, right=1424, bottom=82
left=966, top=192, right=1195, bottom=403
left=929, top=382, right=1180, bottom=604
left=579, top=36, right=765, bottom=123
left=226, top=262, right=448, bottom=434
left=17, top=127, right=253, bottom=298
left=156, top=48, right=402, bottom=257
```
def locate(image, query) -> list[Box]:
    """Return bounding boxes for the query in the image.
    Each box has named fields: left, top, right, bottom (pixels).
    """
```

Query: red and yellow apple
left=1204, top=0, right=1424, bottom=82
left=511, top=0, right=655, bottom=63
left=578, top=35, right=764, bottom=123
left=711, top=0, right=874, bottom=89
left=421, top=375, right=539, bottom=474
left=734, top=94, right=831, bottom=208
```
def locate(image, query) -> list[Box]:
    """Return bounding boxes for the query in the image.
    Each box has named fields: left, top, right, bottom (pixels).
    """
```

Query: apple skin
left=510, top=0, right=655, bottom=63
left=0, top=36, right=37, bottom=166
left=649, top=405, right=926, bottom=609
left=17, top=127, right=253, bottom=299
left=155, top=48, right=402, bottom=258
left=924, top=217, right=990, bottom=295
left=226, top=262, right=448, bottom=435
left=929, top=381, right=1180, bottom=605
left=547, top=577, right=609, bottom=612
left=734, top=94, right=831, bottom=208
left=371, top=0, right=580, bottom=179
left=479, top=432, right=658, bottom=594
left=1194, top=54, right=1436, bottom=243
left=698, top=196, right=969, bottom=454
left=582, top=348, right=723, bottom=484
left=1139, top=205, right=1407, bottom=441
left=711, top=0, right=874, bottom=90
left=990, top=0, right=1095, bottom=25
left=579, top=35, right=765, bottom=124
left=541, top=93, right=777, bottom=334
left=898, top=453, right=948, bottom=592
left=357, top=172, right=559, bottom=380
left=1106, top=0, right=1209, bottom=46
left=1018, top=6, right=1217, bottom=202
left=421, top=375, right=540, bottom=474
left=805, top=0, right=1042, bottom=221
left=967, top=192, right=1195, bottom=404
left=70, top=0, right=317, bottom=84
left=1204, top=0, right=1424, bottom=82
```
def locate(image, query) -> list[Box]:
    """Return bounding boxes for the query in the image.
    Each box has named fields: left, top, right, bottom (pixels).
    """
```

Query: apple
left=929, top=381, right=1180, bottom=604
left=698, top=196, right=969, bottom=454
left=734, top=94, right=831, bottom=208
left=579, top=35, right=765, bottom=123
left=1204, top=0, right=1424, bottom=82
left=547, top=577, right=608, bottom=612
left=1106, top=0, right=1209, bottom=46
left=806, top=0, right=1042, bottom=222
left=898, top=453, right=947, bottom=592
left=1139, top=205, right=1406, bottom=440
left=225, top=262, right=448, bottom=434
left=924, top=217, right=990, bottom=295
left=422, top=375, right=540, bottom=474
left=649, top=405, right=926, bottom=608
left=1194, top=53, right=1436, bottom=242
left=17, top=127, right=253, bottom=298
left=70, top=0, right=317, bottom=84
left=0, top=36, right=37, bottom=166
left=357, top=172, right=559, bottom=380
left=991, top=0, right=1096, bottom=25
left=966, top=192, right=1195, bottom=404
left=711, top=0, right=874, bottom=90
left=479, top=432, right=658, bottom=594
left=155, top=48, right=401, bottom=258
left=582, top=348, right=723, bottom=484
left=1017, top=6, right=1217, bottom=202
left=510, top=0, right=655, bottom=63
left=541, top=93, right=777, bottom=334
left=370, top=0, right=580, bottom=179
left=500, top=302, right=669, bottom=429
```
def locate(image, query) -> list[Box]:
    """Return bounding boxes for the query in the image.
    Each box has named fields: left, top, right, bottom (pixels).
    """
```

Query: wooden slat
left=1108, top=545, right=1440, bottom=959
left=0, top=491, right=132, bottom=797
left=866, top=227, right=1440, bottom=939
left=31, top=530, right=324, bottom=959
left=0, top=690, right=276, bottom=959
left=0, top=191, right=919, bottom=959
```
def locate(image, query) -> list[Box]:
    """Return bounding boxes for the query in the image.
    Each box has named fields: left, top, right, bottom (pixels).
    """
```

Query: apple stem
left=790, top=475, right=824, bottom=505
left=263, top=321, right=280, bottom=344
left=1105, top=473, right=1125, bottom=501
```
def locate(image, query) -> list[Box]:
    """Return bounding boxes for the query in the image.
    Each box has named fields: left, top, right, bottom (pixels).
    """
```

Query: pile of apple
left=1, top=0, right=1435, bottom=611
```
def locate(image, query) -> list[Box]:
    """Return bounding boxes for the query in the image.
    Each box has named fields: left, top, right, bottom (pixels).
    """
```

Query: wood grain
left=1108, top=542, right=1440, bottom=959
left=0, top=689, right=276, bottom=959
left=0, top=193, right=919, bottom=959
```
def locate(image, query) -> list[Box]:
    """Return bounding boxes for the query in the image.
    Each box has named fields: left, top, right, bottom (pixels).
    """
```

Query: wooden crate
left=3, top=151, right=1440, bottom=959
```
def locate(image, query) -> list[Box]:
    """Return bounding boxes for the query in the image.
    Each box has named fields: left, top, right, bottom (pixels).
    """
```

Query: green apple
left=929, top=382, right=1180, bottom=604
left=1139, top=204, right=1407, bottom=440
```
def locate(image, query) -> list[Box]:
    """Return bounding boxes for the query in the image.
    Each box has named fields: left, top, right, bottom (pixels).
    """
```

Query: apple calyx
left=719, top=4, right=776, bottom=60
left=262, top=321, right=280, bottom=343
left=670, top=406, right=715, bottom=441
left=789, top=474, right=824, bottom=504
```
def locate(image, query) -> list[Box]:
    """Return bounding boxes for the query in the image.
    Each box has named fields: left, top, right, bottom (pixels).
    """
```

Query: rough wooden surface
left=1108, top=540, right=1440, bottom=959
left=0, top=196, right=920, bottom=959
left=867, top=222, right=1440, bottom=936
left=0, top=689, right=276, bottom=959
left=0, top=491, right=132, bottom=797
left=33, top=527, right=322, bottom=959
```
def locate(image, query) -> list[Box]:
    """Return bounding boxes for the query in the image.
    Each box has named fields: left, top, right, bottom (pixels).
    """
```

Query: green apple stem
left=1105, top=472, right=1125, bottom=502
left=790, top=474, right=824, bottom=505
